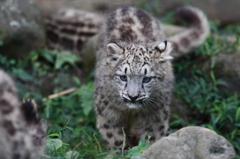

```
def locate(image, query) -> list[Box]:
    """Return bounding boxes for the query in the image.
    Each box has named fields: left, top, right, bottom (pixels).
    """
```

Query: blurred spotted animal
left=0, top=70, right=45, bottom=159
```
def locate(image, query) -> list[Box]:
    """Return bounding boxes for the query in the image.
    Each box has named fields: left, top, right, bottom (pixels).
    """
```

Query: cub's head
left=106, top=41, right=173, bottom=109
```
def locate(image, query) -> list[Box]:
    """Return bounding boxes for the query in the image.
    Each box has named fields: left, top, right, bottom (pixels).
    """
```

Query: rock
left=137, top=126, right=237, bottom=159
left=214, top=52, right=240, bottom=94
left=0, top=0, right=45, bottom=59
left=199, top=34, right=240, bottom=94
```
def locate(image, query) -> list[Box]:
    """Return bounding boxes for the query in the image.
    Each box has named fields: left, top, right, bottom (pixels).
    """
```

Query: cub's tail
left=168, top=6, right=209, bottom=58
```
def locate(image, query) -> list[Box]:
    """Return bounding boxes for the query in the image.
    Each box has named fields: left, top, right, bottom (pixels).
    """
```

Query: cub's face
left=106, top=42, right=172, bottom=109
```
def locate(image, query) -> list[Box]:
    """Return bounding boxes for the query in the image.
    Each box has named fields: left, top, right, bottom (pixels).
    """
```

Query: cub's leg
left=138, top=114, right=169, bottom=144
left=96, top=115, right=126, bottom=150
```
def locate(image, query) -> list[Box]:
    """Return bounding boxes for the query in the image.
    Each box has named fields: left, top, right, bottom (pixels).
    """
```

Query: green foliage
left=0, top=29, right=5, bottom=44
left=160, top=11, right=175, bottom=24
left=40, top=80, right=100, bottom=158
left=46, top=139, right=63, bottom=152
left=124, top=137, right=151, bottom=158
left=138, top=1, right=159, bottom=15
left=29, top=49, right=81, bottom=70
left=195, top=21, right=239, bottom=58
left=65, top=151, right=80, bottom=159
left=74, top=83, right=94, bottom=117
left=171, top=22, right=240, bottom=158
left=0, top=49, right=81, bottom=101
left=104, top=136, right=151, bottom=159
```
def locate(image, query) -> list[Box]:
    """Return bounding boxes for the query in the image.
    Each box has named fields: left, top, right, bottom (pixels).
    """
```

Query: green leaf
left=28, top=51, right=39, bottom=61
left=55, top=51, right=80, bottom=69
left=42, top=51, right=54, bottom=63
left=73, top=76, right=81, bottom=85
left=65, top=126, right=75, bottom=133
left=210, top=57, right=215, bottom=68
left=77, top=83, right=94, bottom=116
left=12, top=69, right=33, bottom=81
left=227, top=115, right=234, bottom=123
left=83, top=106, right=93, bottom=117
left=46, top=139, right=62, bottom=151
left=210, top=71, right=216, bottom=85
left=236, top=107, right=240, bottom=122
left=125, top=138, right=150, bottom=157
left=231, top=128, right=237, bottom=140
left=47, top=133, right=59, bottom=138
left=23, top=92, right=30, bottom=99
left=65, top=151, right=79, bottom=159
left=214, top=113, right=223, bottom=124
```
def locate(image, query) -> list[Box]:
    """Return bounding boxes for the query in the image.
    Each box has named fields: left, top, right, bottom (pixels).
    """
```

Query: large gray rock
left=0, top=0, right=45, bottom=58
left=137, top=126, right=237, bottom=159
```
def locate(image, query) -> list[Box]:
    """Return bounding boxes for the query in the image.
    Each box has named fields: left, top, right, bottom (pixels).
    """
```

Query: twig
left=71, top=142, right=83, bottom=159
left=93, top=133, right=102, bottom=153
left=121, top=127, right=126, bottom=157
left=42, top=87, right=77, bottom=101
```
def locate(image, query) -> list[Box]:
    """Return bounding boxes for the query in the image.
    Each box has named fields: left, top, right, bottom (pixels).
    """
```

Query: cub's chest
left=122, top=110, right=141, bottom=128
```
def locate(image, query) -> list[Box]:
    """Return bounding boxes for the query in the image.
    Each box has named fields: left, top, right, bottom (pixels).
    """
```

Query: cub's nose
left=128, top=94, right=139, bottom=101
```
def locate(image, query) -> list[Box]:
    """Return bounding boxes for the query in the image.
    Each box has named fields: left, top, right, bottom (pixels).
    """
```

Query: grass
left=0, top=7, right=240, bottom=159
left=170, top=21, right=240, bottom=157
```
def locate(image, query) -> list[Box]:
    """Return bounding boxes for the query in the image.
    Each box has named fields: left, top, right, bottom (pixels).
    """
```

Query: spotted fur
left=95, top=6, right=173, bottom=149
left=0, top=70, right=45, bottom=159
left=45, top=8, right=104, bottom=56
left=168, top=6, right=209, bottom=57
left=94, top=6, right=209, bottom=150
left=45, top=7, right=208, bottom=60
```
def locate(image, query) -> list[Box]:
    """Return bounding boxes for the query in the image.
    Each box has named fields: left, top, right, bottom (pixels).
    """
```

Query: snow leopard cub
left=94, top=6, right=209, bottom=149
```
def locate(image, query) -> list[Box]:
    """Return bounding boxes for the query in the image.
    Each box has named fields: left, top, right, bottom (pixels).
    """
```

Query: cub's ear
left=154, top=41, right=173, bottom=61
left=106, top=43, right=124, bottom=70
left=107, top=43, right=124, bottom=56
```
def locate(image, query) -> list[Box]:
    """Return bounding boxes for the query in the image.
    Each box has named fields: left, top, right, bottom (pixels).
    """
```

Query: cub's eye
left=119, top=75, right=127, bottom=82
left=143, top=76, right=152, bottom=83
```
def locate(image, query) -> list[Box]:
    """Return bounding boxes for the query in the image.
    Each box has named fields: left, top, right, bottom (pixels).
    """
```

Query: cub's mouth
left=126, top=102, right=140, bottom=109
left=122, top=98, right=144, bottom=103
left=123, top=99, right=145, bottom=109
left=121, top=93, right=146, bottom=109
